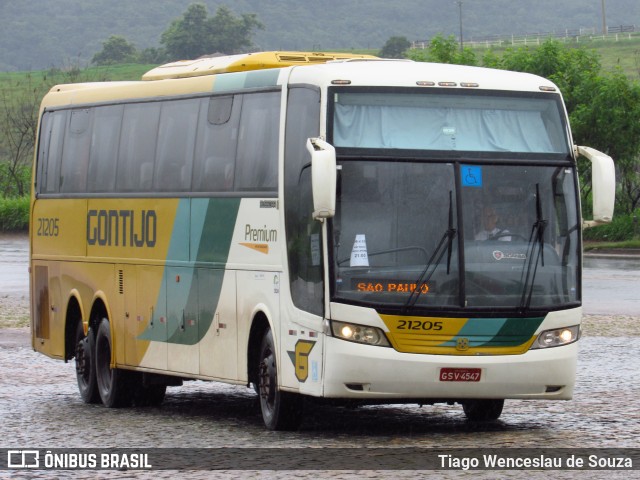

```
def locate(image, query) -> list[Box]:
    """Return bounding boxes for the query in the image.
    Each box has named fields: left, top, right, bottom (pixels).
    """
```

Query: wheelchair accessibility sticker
left=462, top=165, right=482, bottom=187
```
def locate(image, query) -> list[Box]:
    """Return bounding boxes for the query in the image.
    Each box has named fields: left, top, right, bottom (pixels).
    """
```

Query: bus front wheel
left=95, top=318, right=133, bottom=408
left=462, top=399, right=504, bottom=421
left=257, top=329, right=303, bottom=431
left=74, top=321, right=100, bottom=404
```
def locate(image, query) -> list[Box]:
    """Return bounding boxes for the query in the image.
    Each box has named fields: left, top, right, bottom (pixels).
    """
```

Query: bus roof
left=142, top=51, right=378, bottom=81
left=40, top=53, right=560, bottom=110
left=287, top=59, right=560, bottom=93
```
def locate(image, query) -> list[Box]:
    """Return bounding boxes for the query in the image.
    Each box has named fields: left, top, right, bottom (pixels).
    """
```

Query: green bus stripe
left=440, top=317, right=544, bottom=348
left=140, top=198, right=241, bottom=345
left=193, top=198, right=241, bottom=264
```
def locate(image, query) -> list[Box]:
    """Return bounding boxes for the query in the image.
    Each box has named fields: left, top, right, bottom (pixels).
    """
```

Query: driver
left=475, top=206, right=511, bottom=241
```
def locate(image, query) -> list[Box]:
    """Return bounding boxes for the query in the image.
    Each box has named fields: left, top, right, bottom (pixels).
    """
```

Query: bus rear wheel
left=462, top=399, right=504, bottom=421
left=74, top=321, right=100, bottom=404
left=257, top=329, right=303, bottom=431
left=95, top=318, right=133, bottom=408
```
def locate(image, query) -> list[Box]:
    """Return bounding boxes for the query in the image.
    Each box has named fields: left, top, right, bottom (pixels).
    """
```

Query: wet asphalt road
left=1, top=328, right=638, bottom=479
left=0, top=235, right=638, bottom=478
left=583, top=256, right=640, bottom=316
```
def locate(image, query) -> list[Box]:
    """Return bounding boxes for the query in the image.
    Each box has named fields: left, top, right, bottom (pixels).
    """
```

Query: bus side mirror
left=575, top=146, right=616, bottom=228
left=306, top=138, right=337, bottom=220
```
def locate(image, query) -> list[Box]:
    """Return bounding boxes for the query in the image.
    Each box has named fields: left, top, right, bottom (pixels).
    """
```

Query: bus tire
left=74, top=322, right=100, bottom=404
left=95, top=318, right=133, bottom=408
left=462, top=399, right=504, bottom=421
left=257, top=329, right=303, bottom=431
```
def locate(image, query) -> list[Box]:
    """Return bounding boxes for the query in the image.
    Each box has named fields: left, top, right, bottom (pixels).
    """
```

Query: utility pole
left=601, top=0, right=607, bottom=35
left=457, top=1, right=463, bottom=52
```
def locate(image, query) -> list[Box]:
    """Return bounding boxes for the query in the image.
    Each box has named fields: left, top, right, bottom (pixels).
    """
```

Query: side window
left=60, top=109, right=92, bottom=193
left=155, top=99, right=200, bottom=192
left=87, top=105, right=122, bottom=193
left=36, top=112, right=51, bottom=195
left=192, top=95, right=242, bottom=192
left=235, top=91, right=280, bottom=192
left=116, top=102, right=161, bottom=192
left=41, top=110, right=67, bottom=194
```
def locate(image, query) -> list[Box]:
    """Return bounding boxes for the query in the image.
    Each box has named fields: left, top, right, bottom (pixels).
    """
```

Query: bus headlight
left=531, top=325, right=581, bottom=349
left=331, top=321, right=390, bottom=347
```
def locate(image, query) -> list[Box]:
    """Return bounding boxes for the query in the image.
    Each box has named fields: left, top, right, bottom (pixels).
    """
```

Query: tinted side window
left=117, top=103, right=161, bottom=192
left=87, top=105, right=122, bottom=193
left=41, top=110, right=68, bottom=194
left=235, top=91, right=280, bottom=192
left=155, top=99, right=200, bottom=192
left=192, top=95, right=242, bottom=192
left=36, top=112, right=51, bottom=194
left=60, top=109, right=92, bottom=193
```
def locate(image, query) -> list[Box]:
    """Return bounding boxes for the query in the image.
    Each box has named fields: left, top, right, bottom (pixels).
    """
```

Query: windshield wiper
left=403, top=191, right=457, bottom=311
left=519, top=183, right=548, bottom=311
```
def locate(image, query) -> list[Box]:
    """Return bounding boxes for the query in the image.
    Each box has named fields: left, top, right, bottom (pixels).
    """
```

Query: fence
left=412, top=25, right=638, bottom=50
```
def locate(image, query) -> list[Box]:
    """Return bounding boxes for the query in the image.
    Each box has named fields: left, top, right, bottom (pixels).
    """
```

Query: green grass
left=0, top=63, right=157, bottom=90
left=84, top=63, right=159, bottom=80
left=465, top=33, right=640, bottom=79
left=579, top=37, right=640, bottom=79
left=583, top=239, right=640, bottom=250
left=0, top=196, right=29, bottom=231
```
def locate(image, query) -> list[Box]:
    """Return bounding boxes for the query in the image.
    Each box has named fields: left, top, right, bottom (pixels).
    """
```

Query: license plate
left=439, top=368, right=481, bottom=382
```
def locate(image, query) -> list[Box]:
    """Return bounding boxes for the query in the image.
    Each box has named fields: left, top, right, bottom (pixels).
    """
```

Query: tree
left=0, top=68, right=111, bottom=197
left=379, top=36, right=411, bottom=59
left=571, top=72, right=640, bottom=214
left=0, top=77, right=38, bottom=196
left=161, top=3, right=263, bottom=61
left=487, top=40, right=601, bottom=114
left=137, top=47, right=167, bottom=65
left=406, top=34, right=477, bottom=65
left=207, top=5, right=263, bottom=54
left=92, top=35, right=137, bottom=66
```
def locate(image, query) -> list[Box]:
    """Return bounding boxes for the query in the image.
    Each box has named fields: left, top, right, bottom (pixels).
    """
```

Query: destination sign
left=352, top=279, right=432, bottom=294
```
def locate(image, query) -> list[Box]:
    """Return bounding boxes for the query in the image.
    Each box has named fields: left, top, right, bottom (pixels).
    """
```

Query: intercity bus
left=30, top=51, right=615, bottom=430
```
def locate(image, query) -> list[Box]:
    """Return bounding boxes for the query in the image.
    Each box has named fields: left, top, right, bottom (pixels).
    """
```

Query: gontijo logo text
left=86, top=209, right=157, bottom=247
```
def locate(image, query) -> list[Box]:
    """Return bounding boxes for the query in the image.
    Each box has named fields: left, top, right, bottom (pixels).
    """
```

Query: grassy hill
left=585, top=37, right=640, bottom=78
left=2, top=0, right=640, bottom=71
left=1, top=37, right=639, bottom=117
left=460, top=33, right=640, bottom=80
left=1, top=34, right=639, bottom=106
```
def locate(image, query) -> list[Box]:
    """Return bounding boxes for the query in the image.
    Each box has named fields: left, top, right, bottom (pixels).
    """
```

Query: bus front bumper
left=322, top=335, right=577, bottom=401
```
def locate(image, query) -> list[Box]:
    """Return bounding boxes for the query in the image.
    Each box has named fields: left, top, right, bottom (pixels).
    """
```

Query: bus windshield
left=332, top=89, right=570, bottom=155
left=331, top=161, right=580, bottom=313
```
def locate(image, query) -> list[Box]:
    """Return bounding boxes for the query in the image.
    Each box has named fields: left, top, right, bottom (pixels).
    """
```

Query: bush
left=0, top=196, right=29, bottom=231
left=0, top=163, right=32, bottom=198
left=582, top=210, right=640, bottom=241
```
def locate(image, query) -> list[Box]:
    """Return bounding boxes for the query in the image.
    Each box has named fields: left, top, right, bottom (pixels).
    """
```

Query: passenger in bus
left=475, top=206, right=511, bottom=241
